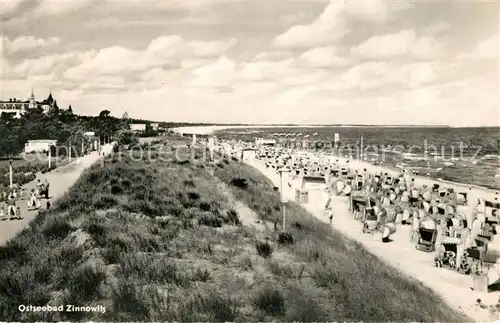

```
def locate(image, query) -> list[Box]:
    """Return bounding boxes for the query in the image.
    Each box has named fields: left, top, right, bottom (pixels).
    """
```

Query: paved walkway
left=0, top=144, right=114, bottom=246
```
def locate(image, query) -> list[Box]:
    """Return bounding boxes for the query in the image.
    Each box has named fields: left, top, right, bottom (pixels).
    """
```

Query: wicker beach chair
left=362, top=208, right=378, bottom=234
left=351, top=196, right=370, bottom=220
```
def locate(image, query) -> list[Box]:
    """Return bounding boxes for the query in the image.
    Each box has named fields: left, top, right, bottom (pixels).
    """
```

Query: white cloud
left=325, top=59, right=443, bottom=93
left=351, top=30, right=443, bottom=60
left=62, top=35, right=237, bottom=81
left=298, top=46, right=351, bottom=67
left=147, top=35, right=185, bottom=56
left=344, top=0, right=412, bottom=23
left=35, top=0, right=98, bottom=16
left=405, top=62, right=440, bottom=88
left=240, top=58, right=296, bottom=82
left=1, top=0, right=23, bottom=17
left=5, top=36, right=60, bottom=54
left=458, top=34, right=499, bottom=60
left=64, top=46, right=146, bottom=79
left=189, top=56, right=236, bottom=88
left=188, top=38, right=238, bottom=58
left=424, top=22, right=450, bottom=35
left=254, top=51, right=293, bottom=61
left=273, top=0, right=412, bottom=50
left=104, top=0, right=219, bottom=11
left=11, top=51, right=95, bottom=77
left=273, top=0, right=347, bottom=49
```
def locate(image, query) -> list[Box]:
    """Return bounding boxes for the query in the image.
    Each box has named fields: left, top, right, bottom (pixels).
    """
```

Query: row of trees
left=0, top=107, right=130, bottom=157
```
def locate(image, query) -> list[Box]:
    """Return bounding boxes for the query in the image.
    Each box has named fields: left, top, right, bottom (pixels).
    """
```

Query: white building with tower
left=0, top=90, right=58, bottom=118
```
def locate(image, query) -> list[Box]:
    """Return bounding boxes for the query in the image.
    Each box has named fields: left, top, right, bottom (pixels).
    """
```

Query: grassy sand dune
left=0, top=136, right=468, bottom=321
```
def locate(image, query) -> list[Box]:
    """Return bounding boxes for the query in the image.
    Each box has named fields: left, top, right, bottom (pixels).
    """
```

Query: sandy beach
left=177, top=125, right=500, bottom=322
left=246, top=158, right=499, bottom=322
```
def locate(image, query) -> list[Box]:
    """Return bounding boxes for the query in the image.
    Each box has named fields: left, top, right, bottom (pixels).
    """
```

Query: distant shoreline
left=172, top=125, right=499, bottom=134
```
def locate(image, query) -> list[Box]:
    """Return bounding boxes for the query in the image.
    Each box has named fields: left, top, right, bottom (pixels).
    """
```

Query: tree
left=121, top=111, right=131, bottom=130
left=115, top=129, right=139, bottom=146
left=48, top=100, right=60, bottom=117
left=0, top=102, right=134, bottom=158
left=0, top=113, right=23, bottom=157
left=99, top=110, right=111, bottom=118
left=66, top=124, right=86, bottom=157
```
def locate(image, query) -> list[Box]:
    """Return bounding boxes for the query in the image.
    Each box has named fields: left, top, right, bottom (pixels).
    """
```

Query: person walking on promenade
left=43, top=179, right=50, bottom=199
left=28, top=188, right=39, bottom=211
left=36, top=179, right=43, bottom=197
left=0, top=201, right=7, bottom=221
left=7, top=193, right=16, bottom=220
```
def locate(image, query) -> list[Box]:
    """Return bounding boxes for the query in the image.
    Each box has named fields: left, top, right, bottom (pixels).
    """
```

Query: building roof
left=26, top=139, right=58, bottom=144
left=303, top=176, right=326, bottom=183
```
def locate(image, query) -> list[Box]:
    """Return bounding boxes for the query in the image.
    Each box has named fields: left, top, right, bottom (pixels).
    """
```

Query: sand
left=0, top=144, right=114, bottom=246
left=176, top=125, right=500, bottom=322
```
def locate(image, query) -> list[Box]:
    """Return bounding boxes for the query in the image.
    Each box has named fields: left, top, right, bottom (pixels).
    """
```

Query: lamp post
left=48, top=146, right=52, bottom=170
left=9, top=158, right=13, bottom=189
left=278, top=168, right=290, bottom=231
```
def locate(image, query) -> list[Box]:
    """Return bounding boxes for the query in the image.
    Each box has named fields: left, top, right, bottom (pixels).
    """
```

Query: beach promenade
left=0, top=144, right=114, bottom=246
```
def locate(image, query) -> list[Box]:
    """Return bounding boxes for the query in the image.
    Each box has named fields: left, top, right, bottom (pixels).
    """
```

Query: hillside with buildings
left=0, top=90, right=61, bottom=118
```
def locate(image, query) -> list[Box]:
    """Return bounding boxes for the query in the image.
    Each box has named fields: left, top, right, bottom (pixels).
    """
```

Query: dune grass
left=0, top=136, right=469, bottom=321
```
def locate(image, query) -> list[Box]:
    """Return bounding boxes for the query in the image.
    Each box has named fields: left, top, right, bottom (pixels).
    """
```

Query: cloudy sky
left=1, top=0, right=499, bottom=126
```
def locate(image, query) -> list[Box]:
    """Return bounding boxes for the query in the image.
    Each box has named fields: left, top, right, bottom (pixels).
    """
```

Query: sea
left=214, top=126, right=500, bottom=191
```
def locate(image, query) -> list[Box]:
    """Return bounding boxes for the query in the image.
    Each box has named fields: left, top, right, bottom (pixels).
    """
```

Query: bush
left=256, top=241, right=273, bottom=258
left=69, top=264, right=106, bottom=301
left=183, top=180, right=196, bottom=188
left=230, top=178, right=248, bottom=189
left=253, top=287, right=286, bottom=316
left=201, top=293, right=240, bottom=322
left=41, top=216, right=73, bottom=239
left=93, top=194, right=120, bottom=209
left=227, top=209, right=240, bottom=225
left=187, top=192, right=200, bottom=200
left=199, top=213, right=222, bottom=228
left=116, top=130, right=140, bottom=147
left=278, top=232, right=294, bottom=246
left=111, top=185, right=124, bottom=195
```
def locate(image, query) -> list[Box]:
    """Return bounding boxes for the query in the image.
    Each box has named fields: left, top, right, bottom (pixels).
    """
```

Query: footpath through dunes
left=0, top=144, right=114, bottom=246
left=0, top=136, right=469, bottom=322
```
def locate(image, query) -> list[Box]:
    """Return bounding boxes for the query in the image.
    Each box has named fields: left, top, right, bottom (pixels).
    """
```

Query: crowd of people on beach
left=206, top=137, right=500, bottom=291
left=0, top=178, right=51, bottom=221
